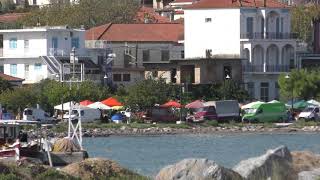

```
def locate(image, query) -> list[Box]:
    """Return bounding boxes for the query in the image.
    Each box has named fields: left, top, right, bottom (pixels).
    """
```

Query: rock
left=61, top=158, right=146, bottom=180
left=291, top=151, right=320, bottom=173
left=155, top=158, right=243, bottom=180
left=298, top=168, right=320, bottom=180
left=233, top=146, right=297, bottom=180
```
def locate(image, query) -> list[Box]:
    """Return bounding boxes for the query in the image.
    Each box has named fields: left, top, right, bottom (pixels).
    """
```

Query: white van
left=23, top=107, right=55, bottom=123
left=63, top=107, right=101, bottom=123
left=299, top=106, right=320, bottom=121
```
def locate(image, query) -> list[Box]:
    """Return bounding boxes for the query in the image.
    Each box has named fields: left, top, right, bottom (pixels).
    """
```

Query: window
left=161, top=50, right=169, bottom=61
left=0, top=65, right=3, bottom=73
left=142, top=50, right=150, bottom=62
left=25, top=64, right=29, bottom=78
left=71, top=37, right=79, bottom=48
left=123, top=74, right=131, bottom=82
left=113, top=74, right=122, bottom=82
left=33, top=0, right=37, bottom=5
left=24, top=40, right=29, bottom=49
left=34, top=63, right=42, bottom=71
left=223, top=66, right=232, bottom=79
left=246, top=17, right=253, bottom=38
left=181, top=50, right=184, bottom=59
left=97, top=55, right=104, bottom=65
left=9, top=38, right=17, bottom=49
left=260, top=82, right=269, bottom=102
left=275, top=82, right=280, bottom=100
left=52, top=37, right=58, bottom=49
left=205, top=49, right=212, bottom=58
left=205, top=18, right=212, bottom=23
left=247, top=82, right=255, bottom=99
left=280, top=17, right=284, bottom=33
left=10, top=64, right=17, bottom=76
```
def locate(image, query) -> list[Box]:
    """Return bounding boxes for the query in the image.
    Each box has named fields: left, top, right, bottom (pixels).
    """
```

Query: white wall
left=184, top=9, right=241, bottom=58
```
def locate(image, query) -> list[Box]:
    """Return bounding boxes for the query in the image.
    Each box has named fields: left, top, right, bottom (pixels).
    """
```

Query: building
left=0, top=26, right=90, bottom=84
left=13, top=0, right=76, bottom=7
left=85, top=23, right=184, bottom=86
left=183, top=0, right=297, bottom=101
left=0, top=73, right=23, bottom=87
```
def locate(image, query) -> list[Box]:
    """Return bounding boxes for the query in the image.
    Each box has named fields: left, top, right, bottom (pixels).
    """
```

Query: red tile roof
left=86, top=23, right=184, bottom=42
left=0, top=73, right=24, bottom=82
left=185, top=0, right=289, bottom=9
left=134, top=7, right=171, bottom=23
left=0, top=13, right=28, bottom=23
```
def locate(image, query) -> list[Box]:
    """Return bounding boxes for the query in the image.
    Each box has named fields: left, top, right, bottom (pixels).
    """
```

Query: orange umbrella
left=160, top=100, right=182, bottom=108
left=80, top=100, right=93, bottom=106
left=101, top=97, right=123, bottom=107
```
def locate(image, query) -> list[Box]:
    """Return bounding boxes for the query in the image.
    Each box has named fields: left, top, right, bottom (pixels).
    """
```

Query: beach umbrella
left=80, top=100, right=93, bottom=106
left=160, top=100, right=182, bottom=108
left=286, top=100, right=309, bottom=110
left=54, top=101, right=78, bottom=110
left=268, top=100, right=280, bottom=103
left=101, top=97, right=123, bottom=107
left=88, top=102, right=111, bottom=110
left=185, top=100, right=205, bottom=109
left=307, top=99, right=320, bottom=106
left=241, top=101, right=264, bottom=109
left=111, top=106, right=124, bottom=110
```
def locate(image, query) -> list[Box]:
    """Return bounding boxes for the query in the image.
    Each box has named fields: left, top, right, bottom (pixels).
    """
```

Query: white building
left=13, top=0, right=77, bottom=7
left=184, top=0, right=297, bottom=101
left=0, top=26, right=86, bottom=84
left=85, top=23, right=184, bottom=86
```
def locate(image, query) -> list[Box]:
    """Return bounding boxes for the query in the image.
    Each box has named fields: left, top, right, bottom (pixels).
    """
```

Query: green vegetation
left=278, top=69, right=320, bottom=101
left=20, top=0, right=140, bottom=29
left=0, top=77, right=12, bottom=94
left=290, top=119, right=320, bottom=128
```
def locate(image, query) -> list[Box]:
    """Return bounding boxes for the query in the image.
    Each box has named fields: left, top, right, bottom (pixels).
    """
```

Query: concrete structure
left=184, top=0, right=297, bottom=101
left=85, top=23, right=184, bottom=86
left=0, top=26, right=87, bottom=84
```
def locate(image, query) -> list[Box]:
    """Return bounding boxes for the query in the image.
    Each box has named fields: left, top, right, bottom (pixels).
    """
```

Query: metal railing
left=243, top=65, right=290, bottom=73
left=241, top=32, right=298, bottom=39
left=49, top=48, right=66, bottom=56
left=85, top=40, right=110, bottom=49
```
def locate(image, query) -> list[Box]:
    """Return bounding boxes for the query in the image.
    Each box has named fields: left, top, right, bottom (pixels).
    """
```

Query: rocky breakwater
left=156, top=146, right=320, bottom=180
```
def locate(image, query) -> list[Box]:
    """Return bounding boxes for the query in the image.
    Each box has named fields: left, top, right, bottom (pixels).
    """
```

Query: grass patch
left=290, top=120, right=320, bottom=128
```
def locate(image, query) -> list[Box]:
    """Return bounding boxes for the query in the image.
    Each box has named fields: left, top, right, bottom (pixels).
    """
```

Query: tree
left=278, top=69, right=320, bottom=101
left=125, top=78, right=178, bottom=110
left=0, top=77, right=12, bottom=94
left=20, top=0, right=140, bottom=28
left=291, top=4, right=320, bottom=47
left=218, top=80, right=249, bottom=102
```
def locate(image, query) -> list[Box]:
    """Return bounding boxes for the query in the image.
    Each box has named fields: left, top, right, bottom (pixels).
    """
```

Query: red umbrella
left=160, top=100, right=182, bottom=108
left=101, top=97, right=123, bottom=107
left=185, top=100, right=205, bottom=109
left=80, top=100, right=93, bottom=106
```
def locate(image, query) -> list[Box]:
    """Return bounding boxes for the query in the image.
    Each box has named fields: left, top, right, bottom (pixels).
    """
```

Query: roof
left=0, top=73, right=24, bottom=82
left=185, top=0, right=289, bottom=9
left=85, top=23, right=184, bottom=42
left=134, top=7, right=171, bottom=23
left=0, top=13, right=28, bottom=23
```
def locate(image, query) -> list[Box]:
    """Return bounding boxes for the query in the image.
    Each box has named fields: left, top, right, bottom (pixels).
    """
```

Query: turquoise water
left=83, top=133, right=320, bottom=176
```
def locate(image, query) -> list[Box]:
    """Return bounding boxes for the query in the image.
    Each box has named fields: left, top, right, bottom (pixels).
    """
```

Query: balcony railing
left=241, top=32, right=298, bottom=40
left=243, top=65, right=290, bottom=73
left=85, top=40, right=110, bottom=49
left=49, top=48, right=66, bottom=56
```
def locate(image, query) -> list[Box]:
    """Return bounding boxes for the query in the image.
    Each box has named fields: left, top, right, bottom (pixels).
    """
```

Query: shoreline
left=41, top=124, right=320, bottom=138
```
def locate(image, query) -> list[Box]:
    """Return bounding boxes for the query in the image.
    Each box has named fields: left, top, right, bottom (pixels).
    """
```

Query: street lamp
left=224, top=74, right=231, bottom=100
left=285, top=74, right=294, bottom=121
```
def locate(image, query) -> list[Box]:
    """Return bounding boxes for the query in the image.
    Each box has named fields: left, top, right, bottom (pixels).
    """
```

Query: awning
left=80, top=100, right=94, bottom=106
left=101, top=97, right=123, bottom=107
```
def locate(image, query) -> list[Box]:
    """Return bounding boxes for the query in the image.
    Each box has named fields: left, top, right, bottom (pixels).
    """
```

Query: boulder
left=298, top=168, right=320, bottom=180
left=155, top=158, right=243, bottom=180
left=233, top=146, right=297, bottom=180
left=291, top=151, right=320, bottom=173
left=61, top=158, right=146, bottom=180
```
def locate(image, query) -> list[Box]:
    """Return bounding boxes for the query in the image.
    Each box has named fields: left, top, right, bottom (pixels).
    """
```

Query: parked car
left=186, top=106, right=217, bottom=123
left=23, top=107, right=55, bottom=123
left=142, top=107, right=179, bottom=123
left=63, top=107, right=101, bottom=123
left=242, top=102, right=287, bottom=123
left=298, top=106, right=320, bottom=121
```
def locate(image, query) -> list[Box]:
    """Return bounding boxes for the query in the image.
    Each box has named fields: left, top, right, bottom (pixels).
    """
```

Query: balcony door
left=246, top=17, right=253, bottom=38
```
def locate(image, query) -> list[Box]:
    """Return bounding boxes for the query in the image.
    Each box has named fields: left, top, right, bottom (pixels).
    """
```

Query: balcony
left=241, top=32, right=298, bottom=40
left=243, top=65, right=290, bottom=73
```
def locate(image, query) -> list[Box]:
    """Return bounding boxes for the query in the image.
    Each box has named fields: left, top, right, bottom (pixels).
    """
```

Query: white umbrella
left=88, top=102, right=111, bottom=110
left=308, top=99, right=320, bottom=106
left=54, top=101, right=77, bottom=110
